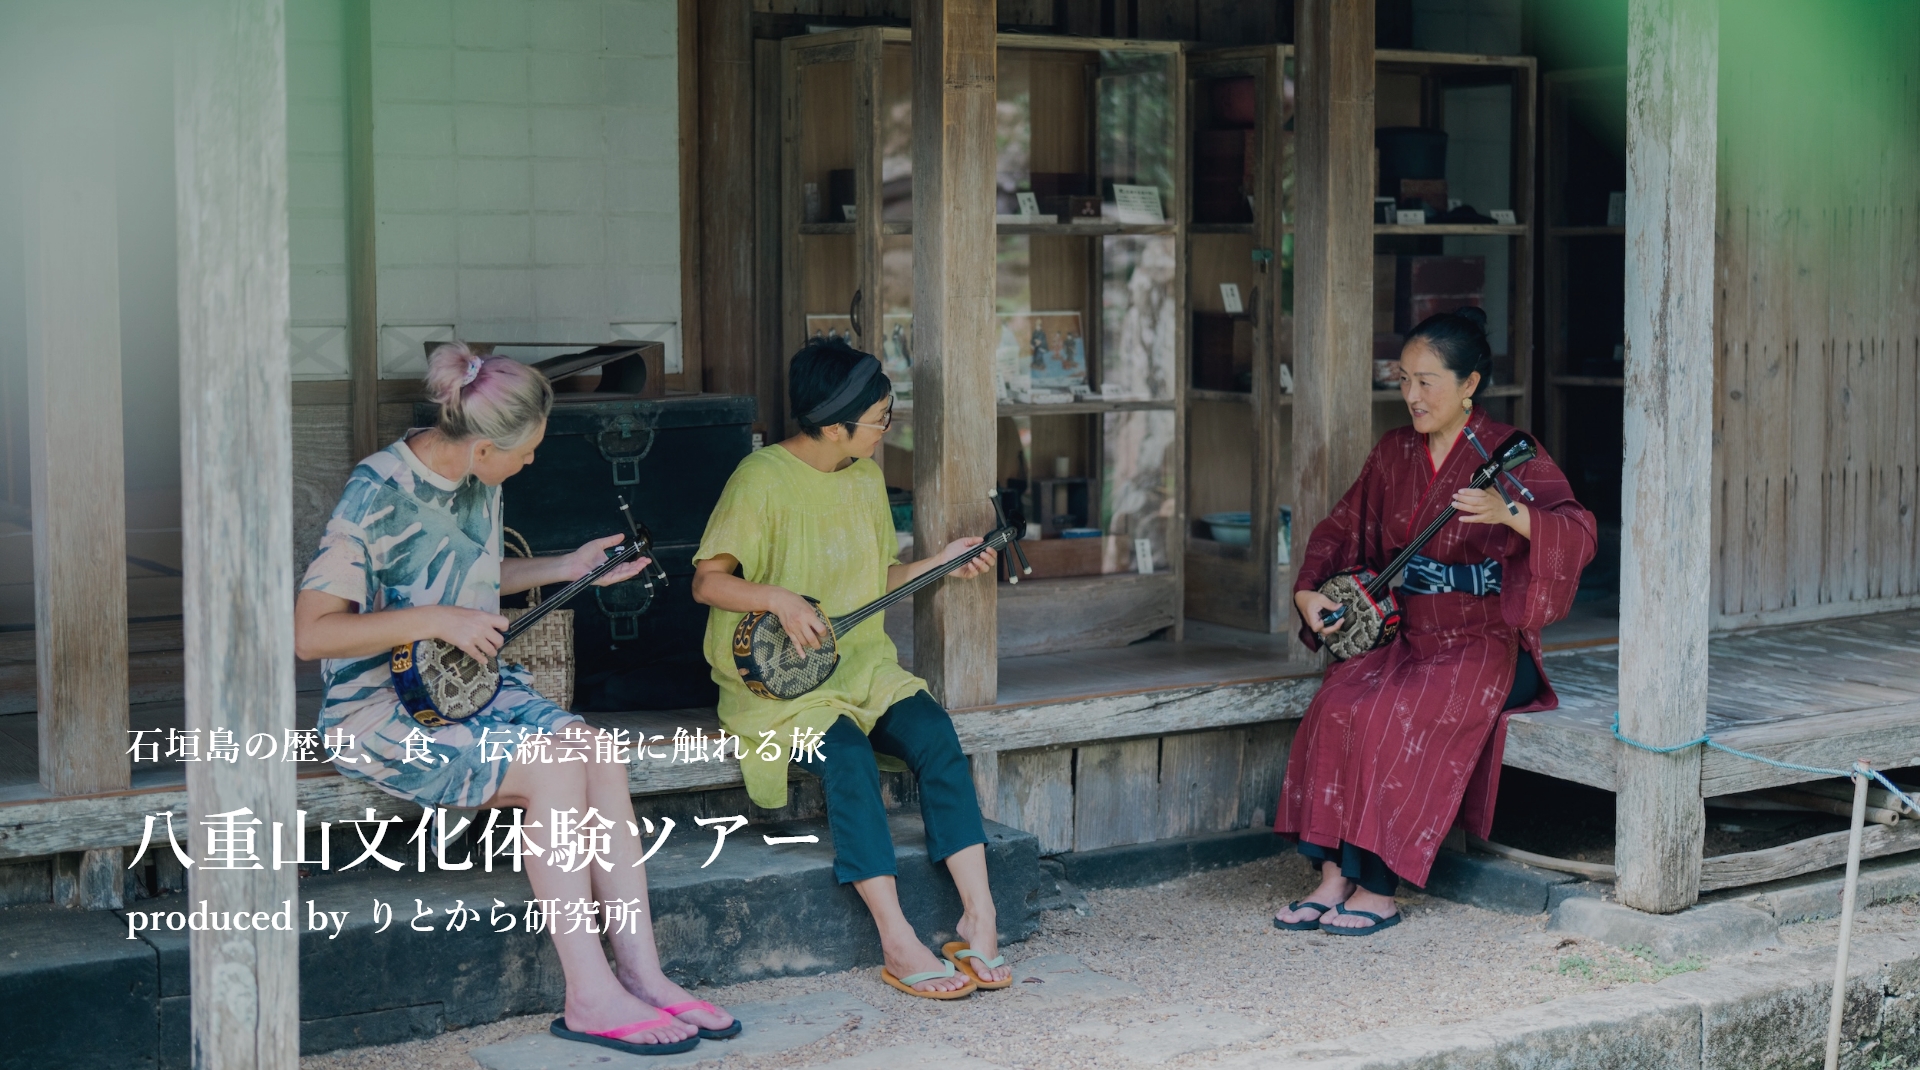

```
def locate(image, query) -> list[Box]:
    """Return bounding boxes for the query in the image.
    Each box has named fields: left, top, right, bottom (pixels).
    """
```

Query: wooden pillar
left=175, top=0, right=300, bottom=1064
left=698, top=0, right=756, bottom=398
left=1615, top=0, right=1718, bottom=914
left=1290, top=0, right=1375, bottom=582
left=676, top=0, right=704, bottom=391
left=21, top=28, right=133, bottom=807
left=344, top=0, right=378, bottom=461
left=909, top=0, right=998, bottom=708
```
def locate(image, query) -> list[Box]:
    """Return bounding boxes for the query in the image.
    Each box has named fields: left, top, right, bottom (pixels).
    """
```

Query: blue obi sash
left=1399, top=554, right=1502, bottom=597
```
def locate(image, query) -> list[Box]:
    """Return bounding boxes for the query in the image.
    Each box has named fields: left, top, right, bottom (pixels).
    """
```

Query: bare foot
left=953, top=910, right=1010, bottom=984
left=563, top=985, right=698, bottom=1045
left=1274, top=869, right=1355, bottom=926
left=883, top=932, right=971, bottom=993
left=616, top=967, right=735, bottom=1032
left=1317, top=887, right=1399, bottom=931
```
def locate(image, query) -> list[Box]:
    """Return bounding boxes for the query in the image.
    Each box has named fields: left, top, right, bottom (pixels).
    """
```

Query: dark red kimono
left=1275, top=410, right=1596, bottom=887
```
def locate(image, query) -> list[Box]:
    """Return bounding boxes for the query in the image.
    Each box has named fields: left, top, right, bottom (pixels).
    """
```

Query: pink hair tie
left=460, top=356, right=484, bottom=387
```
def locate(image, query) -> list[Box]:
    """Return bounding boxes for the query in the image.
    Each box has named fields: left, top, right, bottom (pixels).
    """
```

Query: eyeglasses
left=848, top=400, right=894, bottom=432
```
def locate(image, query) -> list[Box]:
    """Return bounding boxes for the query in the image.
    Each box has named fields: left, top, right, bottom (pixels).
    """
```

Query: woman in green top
left=692, top=339, right=1012, bottom=998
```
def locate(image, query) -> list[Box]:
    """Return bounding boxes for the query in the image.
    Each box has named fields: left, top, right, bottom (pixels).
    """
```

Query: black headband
left=801, top=354, right=884, bottom=425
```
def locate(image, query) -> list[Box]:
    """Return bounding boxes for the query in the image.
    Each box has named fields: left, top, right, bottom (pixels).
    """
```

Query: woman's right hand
left=429, top=606, right=510, bottom=662
left=766, top=587, right=830, bottom=651
left=1295, top=589, right=1345, bottom=635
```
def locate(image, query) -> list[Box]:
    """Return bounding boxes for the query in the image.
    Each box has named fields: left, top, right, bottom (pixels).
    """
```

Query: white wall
left=287, top=0, right=684, bottom=381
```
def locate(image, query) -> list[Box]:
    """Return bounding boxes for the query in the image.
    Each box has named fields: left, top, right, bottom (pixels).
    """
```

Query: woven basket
left=501, top=527, right=574, bottom=710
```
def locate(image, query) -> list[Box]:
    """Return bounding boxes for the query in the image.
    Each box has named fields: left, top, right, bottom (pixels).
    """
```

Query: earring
left=1462, top=398, right=1473, bottom=413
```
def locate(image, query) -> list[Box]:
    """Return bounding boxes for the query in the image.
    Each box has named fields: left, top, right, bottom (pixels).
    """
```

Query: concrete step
left=0, top=814, right=1041, bottom=1069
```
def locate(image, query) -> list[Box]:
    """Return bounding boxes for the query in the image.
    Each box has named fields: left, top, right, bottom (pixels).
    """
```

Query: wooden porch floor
left=1504, top=609, right=1920, bottom=800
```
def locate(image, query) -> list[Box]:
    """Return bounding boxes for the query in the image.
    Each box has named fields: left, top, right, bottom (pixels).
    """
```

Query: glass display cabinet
left=1369, top=50, right=1536, bottom=443
left=1182, top=45, right=1295, bottom=634
left=781, top=28, right=1188, bottom=656
left=1542, top=66, right=1626, bottom=522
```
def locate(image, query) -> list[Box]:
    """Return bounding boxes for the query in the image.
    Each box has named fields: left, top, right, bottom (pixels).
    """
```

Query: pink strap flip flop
left=549, top=1009, right=701, bottom=1056
left=661, top=1000, right=743, bottom=1040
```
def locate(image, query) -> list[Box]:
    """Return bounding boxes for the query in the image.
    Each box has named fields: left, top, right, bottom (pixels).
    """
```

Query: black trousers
left=813, top=690, right=988, bottom=884
left=1298, top=651, right=1542, bottom=896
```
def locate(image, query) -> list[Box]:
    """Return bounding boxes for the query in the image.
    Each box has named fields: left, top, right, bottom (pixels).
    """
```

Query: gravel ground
left=302, top=853, right=1705, bottom=1070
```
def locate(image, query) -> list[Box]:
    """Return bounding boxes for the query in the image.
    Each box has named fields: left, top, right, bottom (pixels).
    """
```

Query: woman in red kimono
left=1272, top=307, right=1596, bottom=935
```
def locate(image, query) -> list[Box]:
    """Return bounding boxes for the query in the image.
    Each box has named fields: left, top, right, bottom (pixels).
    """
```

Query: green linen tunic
left=695, top=445, right=928, bottom=808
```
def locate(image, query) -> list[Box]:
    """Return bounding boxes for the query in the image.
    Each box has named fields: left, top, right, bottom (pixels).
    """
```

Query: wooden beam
left=699, top=0, right=757, bottom=398
left=344, top=0, right=378, bottom=461
left=677, top=0, right=704, bottom=391
left=753, top=37, right=787, bottom=435
left=20, top=29, right=132, bottom=801
left=909, top=0, right=998, bottom=708
left=1614, top=0, right=1718, bottom=915
left=1290, top=0, right=1375, bottom=584
left=0, top=678, right=1318, bottom=861
left=175, top=0, right=300, bottom=1064
left=1700, top=820, right=1920, bottom=893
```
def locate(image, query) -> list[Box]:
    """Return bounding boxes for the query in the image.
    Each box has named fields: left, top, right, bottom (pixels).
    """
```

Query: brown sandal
left=879, top=959, right=977, bottom=999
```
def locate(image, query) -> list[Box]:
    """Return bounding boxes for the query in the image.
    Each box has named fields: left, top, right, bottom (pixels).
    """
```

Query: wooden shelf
left=1187, top=388, right=1253, bottom=404
left=996, top=399, right=1176, bottom=417
left=809, top=220, right=1179, bottom=237
left=1549, top=225, right=1624, bottom=237
left=1551, top=375, right=1626, bottom=387
left=1371, top=382, right=1527, bottom=402
left=1373, top=223, right=1528, bottom=236
left=1190, top=222, right=1256, bottom=235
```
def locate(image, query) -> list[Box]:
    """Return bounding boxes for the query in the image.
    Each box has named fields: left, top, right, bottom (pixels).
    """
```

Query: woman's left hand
left=941, top=536, right=997, bottom=579
left=562, top=534, right=650, bottom=587
left=1453, top=488, right=1530, bottom=537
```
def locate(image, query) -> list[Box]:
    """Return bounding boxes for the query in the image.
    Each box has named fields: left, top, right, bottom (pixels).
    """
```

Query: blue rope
left=1610, top=711, right=1920, bottom=815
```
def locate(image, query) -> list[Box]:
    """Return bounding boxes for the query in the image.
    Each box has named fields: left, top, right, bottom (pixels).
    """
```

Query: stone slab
left=795, top=1043, right=1010, bottom=1070
left=1423, top=848, right=1577, bottom=915
left=1114, top=1005, right=1275, bottom=1064
left=1056, top=828, right=1287, bottom=891
left=472, top=991, right=884, bottom=1070
left=17, top=814, right=1037, bottom=1066
left=1721, top=852, right=1920, bottom=925
left=1005, top=953, right=1146, bottom=1004
left=1223, top=983, right=1707, bottom=1070
left=1549, top=897, right=1780, bottom=960
left=0, top=904, right=159, bottom=1070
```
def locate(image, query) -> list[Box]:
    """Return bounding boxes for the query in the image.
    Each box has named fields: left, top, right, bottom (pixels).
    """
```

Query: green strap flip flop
left=941, top=940, right=1012, bottom=989
left=880, top=958, right=977, bottom=999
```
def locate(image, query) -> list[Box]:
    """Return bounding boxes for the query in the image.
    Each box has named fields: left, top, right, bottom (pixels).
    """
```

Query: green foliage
left=1554, top=944, right=1706, bottom=984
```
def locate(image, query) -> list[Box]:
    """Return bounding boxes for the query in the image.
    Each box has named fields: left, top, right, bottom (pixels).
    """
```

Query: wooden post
left=909, top=0, right=998, bottom=709
left=176, top=0, right=300, bottom=1064
left=676, top=0, right=704, bottom=391
left=20, top=28, right=133, bottom=812
left=344, top=0, right=378, bottom=462
left=698, top=0, right=757, bottom=399
left=1290, top=0, right=1376, bottom=588
left=1615, top=0, right=1718, bottom=914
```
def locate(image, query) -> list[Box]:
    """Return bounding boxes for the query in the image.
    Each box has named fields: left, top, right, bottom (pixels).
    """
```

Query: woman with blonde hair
left=294, top=342, right=737, bottom=1057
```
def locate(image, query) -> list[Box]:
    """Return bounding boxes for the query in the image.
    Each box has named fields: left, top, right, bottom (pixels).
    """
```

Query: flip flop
left=1273, top=900, right=1334, bottom=931
left=549, top=1011, right=701, bottom=1056
left=1317, top=903, right=1402, bottom=937
left=941, top=940, right=1012, bottom=990
left=880, top=959, right=978, bottom=999
left=661, top=1000, right=742, bottom=1040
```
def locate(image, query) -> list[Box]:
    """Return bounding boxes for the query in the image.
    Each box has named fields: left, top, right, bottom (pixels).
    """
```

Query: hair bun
left=1454, top=305, right=1489, bottom=333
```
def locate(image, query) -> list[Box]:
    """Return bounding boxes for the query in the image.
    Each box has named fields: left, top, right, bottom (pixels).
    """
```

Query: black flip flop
left=1273, top=900, right=1334, bottom=931
left=1317, top=903, right=1402, bottom=937
left=550, top=1015, right=701, bottom=1056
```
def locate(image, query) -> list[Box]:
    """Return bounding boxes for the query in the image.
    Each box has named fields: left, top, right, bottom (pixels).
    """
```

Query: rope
left=1609, top=711, right=1920, bottom=815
